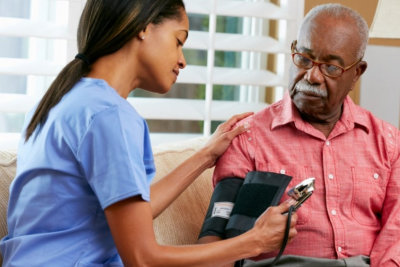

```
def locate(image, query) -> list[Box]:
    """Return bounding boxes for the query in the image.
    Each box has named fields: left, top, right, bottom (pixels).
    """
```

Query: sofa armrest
left=152, top=137, right=213, bottom=245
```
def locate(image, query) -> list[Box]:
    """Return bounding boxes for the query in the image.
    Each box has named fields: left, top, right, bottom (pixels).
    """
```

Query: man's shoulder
left=352, top=103, right=400, bottom=160
left=352, top=103, right=399, bottom=134
left=252, top=99, right=285, bottom=124
left=254, top=99, right=283, bottom=116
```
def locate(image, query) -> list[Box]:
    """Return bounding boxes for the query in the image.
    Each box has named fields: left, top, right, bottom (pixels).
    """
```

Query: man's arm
left=197, top=116, right=255, bottom=239
left=196, top=119, right=254, bottom=266
left=370, top=131, right=400, bottom=267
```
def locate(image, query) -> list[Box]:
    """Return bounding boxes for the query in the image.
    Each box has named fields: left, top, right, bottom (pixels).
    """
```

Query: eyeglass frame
left=290, top=40, right=362, bottom=78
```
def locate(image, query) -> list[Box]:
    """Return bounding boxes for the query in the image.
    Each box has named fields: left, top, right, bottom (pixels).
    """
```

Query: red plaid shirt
left=213, top=93, right=400, bottom=267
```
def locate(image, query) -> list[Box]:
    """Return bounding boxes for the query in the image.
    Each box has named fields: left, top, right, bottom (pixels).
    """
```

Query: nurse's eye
left=177, top=38, right=183, bottom=47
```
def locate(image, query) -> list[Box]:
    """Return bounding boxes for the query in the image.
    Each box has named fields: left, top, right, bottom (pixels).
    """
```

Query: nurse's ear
left=137, top=27, right=147, bottom=41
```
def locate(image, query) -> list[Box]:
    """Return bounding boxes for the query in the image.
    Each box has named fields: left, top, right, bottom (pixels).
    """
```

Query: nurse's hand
left=252, top=200, right=298, bottom=253
left=203, top=112, right=253, bottom=167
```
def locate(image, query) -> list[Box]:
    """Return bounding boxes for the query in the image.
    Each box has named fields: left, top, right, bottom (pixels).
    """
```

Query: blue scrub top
left=0, top=78, right=155, bottom=266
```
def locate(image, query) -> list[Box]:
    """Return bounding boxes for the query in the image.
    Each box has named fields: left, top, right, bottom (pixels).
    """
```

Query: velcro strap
left=198, top=177, right=243, bottom=238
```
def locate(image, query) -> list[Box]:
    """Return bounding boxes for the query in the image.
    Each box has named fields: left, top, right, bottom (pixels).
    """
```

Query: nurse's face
left=137, top=8, right=189, bottom=94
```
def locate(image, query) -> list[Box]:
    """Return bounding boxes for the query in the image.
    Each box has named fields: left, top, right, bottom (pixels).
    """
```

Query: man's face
left=288, top=15, right=366, bottom=123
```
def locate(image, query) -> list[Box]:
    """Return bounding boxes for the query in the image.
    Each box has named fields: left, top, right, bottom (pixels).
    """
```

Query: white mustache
left=295, top=80, right=327, bottom=97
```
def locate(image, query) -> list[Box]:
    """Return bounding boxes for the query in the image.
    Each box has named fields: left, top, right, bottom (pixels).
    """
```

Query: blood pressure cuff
left=198, top=177, right=244, bottom=238
left=198, top=171, right=292, bottom=239
left=225, top=171, right=292, bottom=238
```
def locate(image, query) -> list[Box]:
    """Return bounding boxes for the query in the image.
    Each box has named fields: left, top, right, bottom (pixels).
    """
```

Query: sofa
left=0, top=137, right=214, bottom=264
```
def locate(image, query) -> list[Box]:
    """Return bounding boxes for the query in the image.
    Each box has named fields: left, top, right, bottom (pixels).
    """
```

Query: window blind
left=0, top=0, right=304, bottom=150
left=0, top=0, right=84, bottom=150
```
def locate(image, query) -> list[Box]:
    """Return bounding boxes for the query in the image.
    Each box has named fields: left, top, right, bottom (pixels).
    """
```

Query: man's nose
left=304, top=65, right=324, bottom=84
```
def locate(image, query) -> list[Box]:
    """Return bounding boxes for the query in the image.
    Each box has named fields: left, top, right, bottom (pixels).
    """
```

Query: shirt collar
left=271, top=92, right=370, bottom=134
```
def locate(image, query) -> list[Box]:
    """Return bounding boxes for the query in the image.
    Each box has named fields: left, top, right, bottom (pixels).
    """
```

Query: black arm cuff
left=225, top=171, right=292, bottom=238
left=198, top=177, right=244, bottom=239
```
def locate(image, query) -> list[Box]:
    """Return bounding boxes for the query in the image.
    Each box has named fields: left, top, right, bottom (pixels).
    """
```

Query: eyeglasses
left=291, top=40, right=361, bottom=78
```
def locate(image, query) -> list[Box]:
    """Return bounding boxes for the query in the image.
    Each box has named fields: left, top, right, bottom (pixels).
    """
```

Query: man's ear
left=356, top=61, right=368, bottom=80
left=349, top=61, right=367, bottom=91
left=357, top=61, right=368, bottom=76
left=351, top=61, right=367, bottom=85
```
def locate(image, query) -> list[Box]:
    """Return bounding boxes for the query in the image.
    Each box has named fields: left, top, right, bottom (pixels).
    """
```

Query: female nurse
left=0, top=0, right=297, bottom=266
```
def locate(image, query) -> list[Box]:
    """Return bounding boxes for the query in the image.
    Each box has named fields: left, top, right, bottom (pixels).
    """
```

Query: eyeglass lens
left=293, top=53, right=343, bottom=77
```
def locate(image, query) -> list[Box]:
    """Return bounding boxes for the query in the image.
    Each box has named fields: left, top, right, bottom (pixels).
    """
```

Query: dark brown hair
left=25, top=0, right=185, bottom=141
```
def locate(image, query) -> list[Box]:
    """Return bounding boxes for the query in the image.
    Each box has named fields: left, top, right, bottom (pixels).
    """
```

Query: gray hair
left=300, top=3, right=369, bottom=59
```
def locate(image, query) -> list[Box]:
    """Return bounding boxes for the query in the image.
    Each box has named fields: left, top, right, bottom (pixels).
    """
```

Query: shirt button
left=326, top=141, right=330, bottom=146
left=331, top=209, right=337, bottom=215
left=280, top=169, right=286, bottom=174
left=338, top=246, right=342, bottom=252
left=248, top=137, right=252, bottom=141
left=328, top=174, right=334, bottom=179
left=373, top=173, right=379, bottom=179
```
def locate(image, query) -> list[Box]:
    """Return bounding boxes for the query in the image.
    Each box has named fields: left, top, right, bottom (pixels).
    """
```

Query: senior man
left=198, top=3, right=400, bottom=267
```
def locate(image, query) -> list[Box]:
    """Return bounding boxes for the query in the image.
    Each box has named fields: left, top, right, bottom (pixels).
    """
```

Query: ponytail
left=24, top=58, right=90, bottom=141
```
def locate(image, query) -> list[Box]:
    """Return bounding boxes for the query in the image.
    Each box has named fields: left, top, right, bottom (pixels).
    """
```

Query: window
left=0, top=0, right=304, bottom=150
left=0, top=0, right=83, bottom=150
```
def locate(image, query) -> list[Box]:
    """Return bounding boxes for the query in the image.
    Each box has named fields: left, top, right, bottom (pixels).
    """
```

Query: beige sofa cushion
left=0, top=151, right=16, bottom=240
left=152, top=137, right=213, bottom=245
left=0, top=150, right=17, bottom=264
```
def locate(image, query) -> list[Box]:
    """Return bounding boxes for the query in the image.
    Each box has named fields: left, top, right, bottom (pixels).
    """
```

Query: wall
left=304, top=0, right=400, bottom=128
left=362, top=45, right=400, bottom=128
left=304, top=0, right=400, bottom=47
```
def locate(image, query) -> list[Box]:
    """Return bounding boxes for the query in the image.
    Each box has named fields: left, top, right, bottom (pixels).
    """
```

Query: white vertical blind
left=0, top=0, right=304, bottom=149
left=0, top=0, right=84, bottom=150
left=153, top=0, right=304, bottom=139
